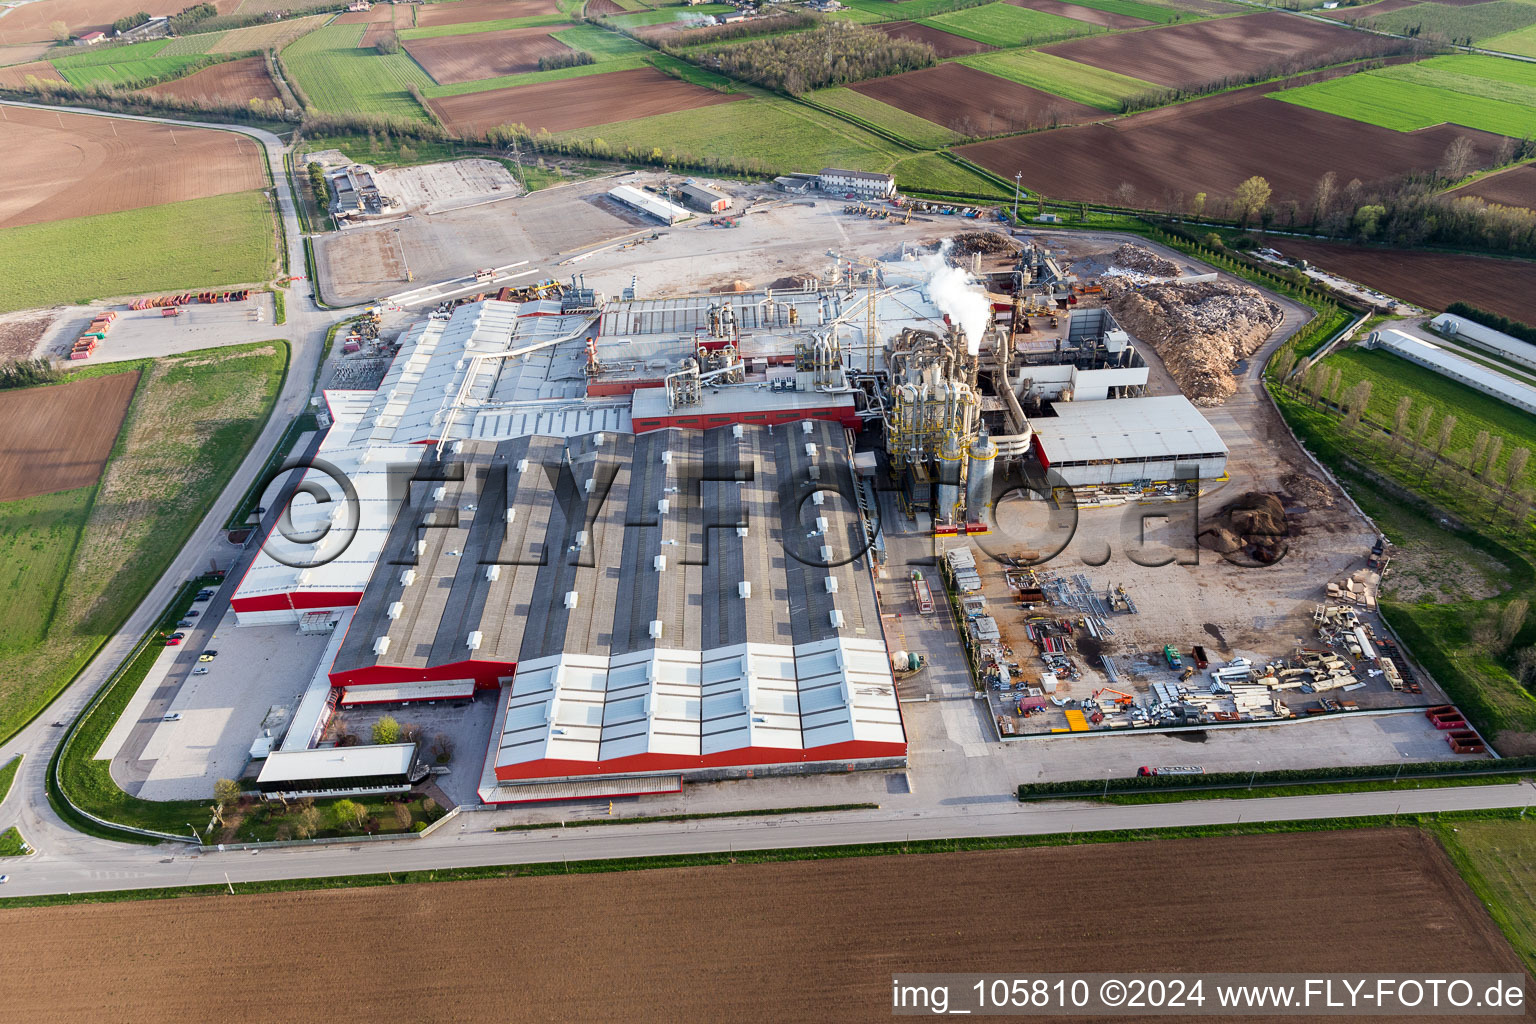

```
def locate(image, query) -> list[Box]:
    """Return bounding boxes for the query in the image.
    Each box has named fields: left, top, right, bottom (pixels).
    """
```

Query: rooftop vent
left=657, top=498, right=670, bottom=515
left=736, top=525, right=749, bottom=538
left=505, top=508, right=517, bottom=524
left=812, top=491, right=825, bottom=506
left=732, top=424, right=744, bottom=439
left=802, top=420, right=813, bottom=434
left=387, top=601, right=404, bottom=620
left=829, top=609, right=844, bottom=629
left=575, top=530, right=589, bottom=549
left=649, top=620, right=664, bottom=638
left=432, top=485, right=446, bottom=501
left=661, top=449, right=672, bottom=464
left=654, top=554, right=667, bottom=572
left=825, top=576, right=839, bottom=594
left=815, top=516, right=829, bottom=534
left=738, top=581, right=752, bottom=599
left=804, top=442, right=818, bottom=458
left=564, top=590, right=579, bottom=609
left=399, top=569, right=416, bottom=587
left=466, top=630, right=483, bottom=651
left=373, top=636, right=391, bottom=656
left=516, top=458, right=528, bottom=472
left=595, top=432, right=606, bottom=446
left=820, top=544, right=833, bottom=562
left=485, top=565, right=501, bottom=582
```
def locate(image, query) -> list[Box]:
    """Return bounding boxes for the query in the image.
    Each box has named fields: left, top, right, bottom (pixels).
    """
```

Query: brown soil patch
left=0, top=41, right=60, bottom=65
left=0, top=105, right=266, bottom=228
left=873, top=20, right=996, bottom=56
left=1006, top=0, right=1151, bottom=29
left=0, top=311, right=54, bottom=360
left=414, top=0, right=560, bottom=27
left=851, top=62, right=1099, bottom=137
left=1044, top=10, right=1381, bottom=89
left=428, top=66, right=742, bottom=135
left=1273, top=238, right=1536, bottom=324
left=1452, top=163, right=1536, bottom=210
left=0, top=830, right=1527, bottom=1022
left=0, top=371, right=138, bottom=501
left=0, top=0, right=237, bottom=43
left=586, top=0, right=623, bottom=13
left=957, top=70, right=1510, bottom=207
left=335, top=4, right=392, bottom=22
left=0, top=58, right=62, bottom=87
left=1326, top=0, right=1420, bottom=20
left=141, top=55, right=279, bottom=106
left=405, top=24, right=574, bottom=84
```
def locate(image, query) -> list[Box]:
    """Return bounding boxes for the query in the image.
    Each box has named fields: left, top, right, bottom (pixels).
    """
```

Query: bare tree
left=1499, top=599, right=1530, bottom=651
left=1440, top=136, right=1476, bottom=181
left=431, top=732, right=455, bottom=763
left=393, top=800, right=413, bottom=831
left=1499, top=448, right=1530, bottom=507
left=1515, top=646, right=1536, bottom=687
left=1115, top=182, right=1137, bottom=207
left=1390, top=396, right=1412, bottom=459
left=1470, top=607, right=1500, bottom=652
left=1312, top=170, right=1336, bottom=225
left=1484, top=435, right=1503, bottom=484
left=1271, top=347, right=1297, bottom=386
left=1469, top=430, right=1491, bottom=476
left=294, top=805, right=323, bottom=839
left=1422, top=414, right=1457, bottom=481
left=50, top=19, right=70, bottom=41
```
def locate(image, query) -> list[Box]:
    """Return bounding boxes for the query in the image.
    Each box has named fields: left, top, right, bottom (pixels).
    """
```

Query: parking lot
left=37, top=294, right=276, bottom=364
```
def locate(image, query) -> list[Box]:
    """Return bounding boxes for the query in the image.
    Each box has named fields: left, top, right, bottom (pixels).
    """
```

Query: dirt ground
left=1005, top=0, right=1152, bottom=28
left=872, top=20, right=997, bottom=56
left=586, top=0, right=623, bottom=13
left=852, top=62, right=1099, bottom=137
left=0, top=370, right=138, bottom=501
left=0, top=0, right=237, bottom=43
left=1043, top=11, right=1384, bottom=89
left=958, top=72, right=1510, bottom=206
left=413, top=0, right=560, bottom=27
left=0, top=104, right=267, bottom=228
left=0, top=309, right=53, bottom=359
left=427, top=65, right=742, bottom=135
left=0, top=40, right=59, bottom=65
left=0, top=57, right=59, bottom=87
left=1451, top=164, right=1536, bottom=211
left=0, top=830, right=1527, bottom=1023
left=405, top=24, right=575, bottom=84
left=1273, top=238, right=1536, bottom=324
left=141, top=55, right=279, bottom=106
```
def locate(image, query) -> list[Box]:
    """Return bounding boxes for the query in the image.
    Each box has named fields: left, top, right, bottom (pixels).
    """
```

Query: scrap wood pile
left=1106, top=278, right=1283, bottom=404
left=946, top=231, right=1020, bottom=263
left=1106, top=243, right=1179, bottom=277
left=1199, top=491, right=1290, bottom=563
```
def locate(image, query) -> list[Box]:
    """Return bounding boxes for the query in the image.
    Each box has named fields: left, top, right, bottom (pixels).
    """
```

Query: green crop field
left=282, top=22, right=433, bottom=120
left=0, top=191, right=277, bottom=314
left=49, top=39, right=172, bottom=66
left=924, top=1, right=1097, bottom=45
left=610, top=3, right=736, bottom=26
left=1359, top=0, right=1536, bottom=42
left=54, top=55, right=215, bottom=87
left=1436, top=820, right=1536, bottom=973
left=158, top=32, right=227, bottom=56
left=1273, top=59, right=1536, bottom=137
left=810, top=87, right=961, bottom=147
left=556, top=23, right=653, bottom=58
left=647, top=51, right=735, bottom=88
left=551, top=94, right=907, bottom=174
left=1064, top=0, right=1192, bottom=24
left=0, top=342, right=287, bottom=746
left=400, top=13, right=569, bottom=38
left=1484, top=20, right=1536, bottom=56
left=841, top=0, right=999, bottom=20
left=959, top=49, right=1153, bottom=107
left=893, top=152, right=1011, bottom=196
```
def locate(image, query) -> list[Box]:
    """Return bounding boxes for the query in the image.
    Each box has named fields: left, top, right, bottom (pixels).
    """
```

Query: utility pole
left=1012, top=171, right=1022, bottom=222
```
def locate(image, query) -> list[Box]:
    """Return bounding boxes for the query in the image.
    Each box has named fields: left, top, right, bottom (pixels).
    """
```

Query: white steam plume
left=919, top=248, right=989, bottom=356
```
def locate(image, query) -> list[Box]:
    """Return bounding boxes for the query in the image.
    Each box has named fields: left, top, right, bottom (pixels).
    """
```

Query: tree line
left=1116, top=44, right=1421, bottom=114
left=1444, top=302, right=1536, bottom=346
left=689, top=22, right=934, bottom=95
left=0, top=359, right=61, bottom=390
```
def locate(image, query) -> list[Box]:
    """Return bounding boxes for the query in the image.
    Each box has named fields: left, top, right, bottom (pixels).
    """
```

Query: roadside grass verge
left=0, top=342, right=288, bottom=747
left=0, top=191, right=277, bottom=314
left=894, top=151, right=1013, bottom=197
left=2, top=809, right=1531, bottom=908
left=0, top=827, right=27, bottom=857
left=0, top=756, right=19, bottom=806
left=495, top=803, right=882, bottom=830
left=1097, top=774, right=1528, bottom=803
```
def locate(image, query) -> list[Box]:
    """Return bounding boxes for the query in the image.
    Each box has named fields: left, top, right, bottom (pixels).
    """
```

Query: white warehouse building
left=1030, top=395, right=1228, bottom=487
left=1364, top=329, right=1536, bottom=416
left=1429, top=313, right=1536, bottom=373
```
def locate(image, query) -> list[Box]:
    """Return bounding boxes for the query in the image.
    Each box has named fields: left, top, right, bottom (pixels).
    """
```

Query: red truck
left=911, top=571, right=935, bottom=615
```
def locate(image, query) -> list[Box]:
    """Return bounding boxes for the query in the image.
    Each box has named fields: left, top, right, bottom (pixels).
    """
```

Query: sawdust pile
left=1107, top=243, right=1178, bottom=277
left=1107, top=279, right=1284, bottom=405
left=1199, top=491, right=1290, bottom=564
left=946, top=231, right=1020, bottom=263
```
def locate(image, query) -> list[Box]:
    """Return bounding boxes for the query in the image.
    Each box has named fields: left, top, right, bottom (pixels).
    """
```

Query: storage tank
left=965, top=429, right=997, bottom=524
left=936, top=432, right=964, bottom=523
left=891, top=650, right=908, bottom=672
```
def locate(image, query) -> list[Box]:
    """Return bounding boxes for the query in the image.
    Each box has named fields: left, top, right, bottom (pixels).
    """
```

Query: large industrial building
left=1364, top=329, right=1536, bottom=416
left=226, top=240, right=1228, bottom=799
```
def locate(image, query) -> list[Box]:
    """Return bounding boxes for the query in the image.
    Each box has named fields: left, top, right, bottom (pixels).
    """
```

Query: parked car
left=192, top=595, right=211, bottom=603
left=176, top=620, right=194, bottom=628
left=0, top=875, right=9, bottom=884
left=169, top=632, right=185, bottom=640
left=192, top=666, right=210, bottom=676
left=162, top=712, right=181, bottom=722
left=183, top=610, right=199, bottom=617
left=198, top=652, right=217, bottom=662
left=164, top=638, right=181, bottom=647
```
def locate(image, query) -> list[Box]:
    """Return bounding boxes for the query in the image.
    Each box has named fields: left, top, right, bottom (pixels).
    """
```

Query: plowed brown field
left=1044, top=11, right=1380, bottom=89
left=415, top=0, right=560, bottom=27
left=958, top=73, right=1509, bottom=207
left=874, top=20, right=997, bottom=55
left=0, top=0, right=237, bottom=43
left=405, top=24, right=574, bottom=84
left=1273, top=238, right=1536, bottom=324
left=0, top=59, right=62, bottom=88
left=0, top=370, right=138, bottom=501
left=1453, top=164, right=1536, bottom=210
left=0, top=105, right=266, bottom=228
left=1326, top=0, right=1419, bottom=21
left=0, top=830, right=1527, bottom=1023
left=142, top=55, right=279, bottom=106
left=586, top=0, right=623, bottom=13
left=1006, top=0, right=1151, bottom=28
left=852, top=62, right=1098, bottom=136
left=427, top=66, right=742, bottom=135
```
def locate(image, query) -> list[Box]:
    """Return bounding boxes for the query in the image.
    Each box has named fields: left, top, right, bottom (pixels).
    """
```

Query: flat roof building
left=1030, top=395, right=1227, bottom=487
left=609, top=184, right=693, bottom=225
left=679, top=181, right=732, bottom=213
left=1365, top=329, right=1536, bottom=415
left=819, top=168, right=896, bottom=198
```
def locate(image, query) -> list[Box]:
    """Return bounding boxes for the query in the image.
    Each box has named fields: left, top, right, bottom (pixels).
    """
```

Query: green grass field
left=0, top=191, right=276, bottom=314
left=1274, top=57, right=1536, bottom=137
left=54, top=55, right=215, bottom=87
left=556, top=23, right=654, bottom=58
left=0, top=826, right=27, bottom=856
left=551, top=93, right=908, bottom=173
left=647, top=51, right=735, bottom=89
left=0, top=343, right=287, bottom=747
left=48, top=36, right=220, bottom=87
left=610, top=3, right=736, bottom=26
left=1484, top=20, right=1536, bottom=56
left=1061, top=0, right=1191, bottom=24
left=420, top=25, right=653, bottom=97
left=811, top=87, right=961, bottom=147
left=1359, top=0, right=1536, bottom=42
left=893, top=152, right=1012, bottom=196
left=282, top=22, right=433, bottom=120
left=841, top=0, right=1002, bottom=19
left=958, top=48, right=1153, bottom=108
left=924, top=1, right=1097, bottom=45
left=399, top=12, right=569, bottom=38
left=1435, top=819, right=1536, bottom=973
left=0, top=488, right=95, bottom=649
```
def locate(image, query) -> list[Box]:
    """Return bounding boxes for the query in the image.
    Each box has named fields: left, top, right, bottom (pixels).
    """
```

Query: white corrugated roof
left=256, top=743, right=416, bottom=785
left=1377, top=329, right=1536, bottom=414
left=1032, top=395, right=1227, bottom=464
